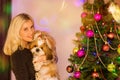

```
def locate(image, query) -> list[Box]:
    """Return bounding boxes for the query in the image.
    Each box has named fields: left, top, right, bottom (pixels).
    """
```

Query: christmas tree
left=66, top=0, right=120, bottom=80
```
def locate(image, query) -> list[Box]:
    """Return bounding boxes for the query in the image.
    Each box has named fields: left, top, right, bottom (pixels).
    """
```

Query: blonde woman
left=3, top=13, right=46, bottom=80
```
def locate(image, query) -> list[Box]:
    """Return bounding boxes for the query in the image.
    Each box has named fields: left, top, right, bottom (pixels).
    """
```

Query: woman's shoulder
left=11, top=49, right=21, bottom=57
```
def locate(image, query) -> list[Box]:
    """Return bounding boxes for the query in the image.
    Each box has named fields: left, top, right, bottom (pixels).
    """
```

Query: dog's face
left=29, top=31, right=53, bottom=60
left=30, top=39, right=45, bottom=56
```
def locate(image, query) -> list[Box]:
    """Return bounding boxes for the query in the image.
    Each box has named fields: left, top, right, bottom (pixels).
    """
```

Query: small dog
left=30, top=30, right=60, bottom=80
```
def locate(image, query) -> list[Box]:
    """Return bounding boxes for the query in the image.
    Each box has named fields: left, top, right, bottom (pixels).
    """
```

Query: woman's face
left=19, top=20, right=35, bottom=43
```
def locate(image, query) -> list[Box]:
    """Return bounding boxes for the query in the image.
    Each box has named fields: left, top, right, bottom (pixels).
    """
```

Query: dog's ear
left=46, top=52, right=53, bottom=60
left=45, top=37, right=52, bottom=49
left=42, top=43, right=53, bottom=60
left=45, top=47, right=53, bottom=60
left=41, top=31, right=56, bottom=49
left=34, top=30, right=42, bottom=40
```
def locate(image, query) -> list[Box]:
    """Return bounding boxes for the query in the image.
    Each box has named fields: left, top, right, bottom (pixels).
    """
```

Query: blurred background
left=0, top=0, right=120, bottom=80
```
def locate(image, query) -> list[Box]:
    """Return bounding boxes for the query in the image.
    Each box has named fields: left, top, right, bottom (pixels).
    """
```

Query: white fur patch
left=38, top=40, right=44, bottom=46
left=34, top=32, right=41, bottom=39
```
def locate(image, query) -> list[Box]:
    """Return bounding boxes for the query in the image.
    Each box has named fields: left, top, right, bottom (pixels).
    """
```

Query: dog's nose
left=36, top=48, right=40, bottom=52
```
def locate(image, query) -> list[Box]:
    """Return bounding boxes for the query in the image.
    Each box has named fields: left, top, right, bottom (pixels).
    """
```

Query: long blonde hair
left=3, top=13, right=34, bottom=55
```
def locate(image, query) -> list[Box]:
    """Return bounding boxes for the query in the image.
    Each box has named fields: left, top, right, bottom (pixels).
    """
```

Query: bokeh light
left=74, top=0, right=85, bottom=7
left=3, top=2, right=11, bottom=15
left=0, top=54, right=10, bottom=73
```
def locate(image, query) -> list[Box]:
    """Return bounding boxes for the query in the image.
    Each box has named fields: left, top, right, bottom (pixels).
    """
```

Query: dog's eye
left=34, top=45, right=37, bottom=47
left=41, top=47, right=43, bottom=49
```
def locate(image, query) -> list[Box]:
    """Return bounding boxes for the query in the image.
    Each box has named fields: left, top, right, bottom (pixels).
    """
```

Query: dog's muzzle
left=36, top=48, right=40, bottom=52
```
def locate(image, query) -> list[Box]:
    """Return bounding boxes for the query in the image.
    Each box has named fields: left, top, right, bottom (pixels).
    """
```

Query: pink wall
left=12, top=0, right=84, bottom=79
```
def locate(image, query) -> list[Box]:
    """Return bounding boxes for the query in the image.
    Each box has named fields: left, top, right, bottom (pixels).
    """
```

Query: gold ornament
left=118, top=44, right=120, bottom=48
left=117, top=47, right=120, bottom=54
left=107, top=63, right=116, bottom=72
left=73, top=47, right=79, bottom=54
left=109, top=2, right=120, bottom=24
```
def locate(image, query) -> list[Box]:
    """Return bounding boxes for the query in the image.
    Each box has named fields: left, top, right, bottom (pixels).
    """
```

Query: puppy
left=30, top=30, right=60, bottom=80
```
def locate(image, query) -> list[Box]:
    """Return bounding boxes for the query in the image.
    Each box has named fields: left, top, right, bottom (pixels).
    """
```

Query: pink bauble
left=81, top=12, right=87, bottom=18
left=94, top=13, right=102, bottom=21
left=86, top=30, right=94, bottom=38
left=74, top=71, right=81, bottom=78
left=77, top=49, right=85, bottom=57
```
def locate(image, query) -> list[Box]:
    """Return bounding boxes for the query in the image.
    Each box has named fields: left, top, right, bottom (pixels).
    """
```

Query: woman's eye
left=31, top=26, right=34, bottom=29
left=24, top=28, right=28, bottom=31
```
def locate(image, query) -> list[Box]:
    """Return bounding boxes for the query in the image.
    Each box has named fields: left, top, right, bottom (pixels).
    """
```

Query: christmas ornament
left=92, top=52, right=97, bottom=56
left=109, top=2, right=120, bottom=24
left=77, top=49, right=85, bottom=58
left=92, top=69, right=99, bottom=78
left=86, top=30, right=94, bottom=38
left=80, top=26, right=85, bottom=33
left=107, top=63, right=116, bottom=72
left=94, top=13, right=102, bottom=21
left=112, top=69, right=118, bottom=76
left=117, top=48, right=120, bottom=54
left=107, top=32, right=114, bottom=39
left=81, top=12, right=87, bottom=18
left=102, top=22, right=105, bottom=26
left=116, top=56, right=120, bottom=62
left=102, top=44, right=110, bottom=51
left=66, top=65, right=74, bottom=73
left=96, top=61, right=100, bottom=64
left=73, top=47, right=79, bottom=54
left=80, top=67, right=83, bottom=70
left=95, top=30, right=98, bottom=33
left=118, top=44, right=120, bottom=48
left=107, top=39, right=112, bottom=44
left=92, top=71, right=99, bottom=78
left=74, top=71, right=81, bottom=78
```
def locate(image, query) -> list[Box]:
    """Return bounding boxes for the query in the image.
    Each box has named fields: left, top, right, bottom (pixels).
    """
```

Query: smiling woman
left=3, top=13, right=36, bottom=80
left=11, top=0, right=84, bottom=79
left=19, top=20, right=35, bottom=48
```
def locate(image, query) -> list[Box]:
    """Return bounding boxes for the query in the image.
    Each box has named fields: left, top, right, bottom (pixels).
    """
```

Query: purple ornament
left=77, top=49, right=85, bottom=57
left=86, top=30, right=94, bottom=38
left=92, top=52, right=97, bottom=56
left=94, top=13, right=102, bottom=21
left=74, top=71, right=81, bottom=78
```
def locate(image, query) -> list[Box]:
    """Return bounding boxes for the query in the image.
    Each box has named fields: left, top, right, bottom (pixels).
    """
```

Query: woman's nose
left=29, top=28, right=35, bottom=34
